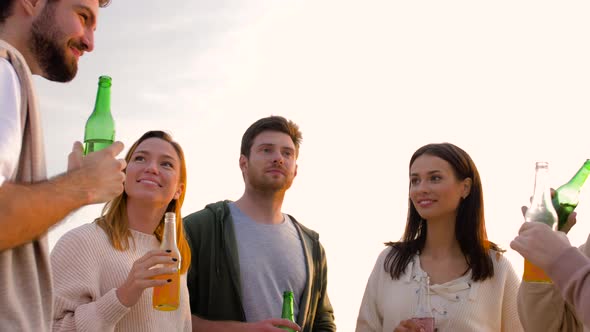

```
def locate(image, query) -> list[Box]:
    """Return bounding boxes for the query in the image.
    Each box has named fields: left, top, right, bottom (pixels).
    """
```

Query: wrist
left=57, top=169, right=94, bottom=205
left=115, top=287, right=132, bottom=307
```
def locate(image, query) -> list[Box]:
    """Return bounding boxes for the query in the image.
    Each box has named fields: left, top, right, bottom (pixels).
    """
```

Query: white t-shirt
left=0, top=57, right=22, bottom=186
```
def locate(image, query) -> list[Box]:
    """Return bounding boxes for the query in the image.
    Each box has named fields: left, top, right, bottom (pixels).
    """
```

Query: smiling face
left=409, top=154, right=472, bottom=223
left=240, top=130, right=298, bottom=193
left=124, top=137, right=184, bottom=207
left=29, top=0, right=98, bottom=82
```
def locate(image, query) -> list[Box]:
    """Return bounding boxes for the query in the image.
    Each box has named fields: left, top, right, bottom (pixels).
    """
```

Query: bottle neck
left=565, top=160, right=590, bottom=189
left=415, top=276, right=433, bottom=317
left=527, top=164, right=558, bottom=227
left=93, top=84, right=111, bottom=115
left=161, top=219, right=177, bottom=250
left=282, top=294, right=294, bottom=320
left=531, top=166, right=552, bottom=206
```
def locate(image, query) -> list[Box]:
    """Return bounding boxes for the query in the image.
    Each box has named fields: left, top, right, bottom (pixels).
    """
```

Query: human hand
left=394, top=319, right=426, bottom=332
left=116, top=250, right=178, bottom=307
left=67, top=141, right=84, bottom=171
left=511, top=222, right=573, bottom=270
left=521, top=205, right=577, bottom=233
left=191, top=316, right=301, bottom=332
left=71, top=141, right=126, bottom=204
left=521, top=189, right=578, bottom=233
left=245, top=318, right=301, bottom=332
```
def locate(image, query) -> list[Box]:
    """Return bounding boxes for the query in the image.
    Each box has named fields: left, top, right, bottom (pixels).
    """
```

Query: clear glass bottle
left=84, top=75, right=114, bottom=155
left=152, top=212, right=181, bottom=310
left=523, top=161, right=558, bottom=283
left=411, top=276, right=434, bottom=332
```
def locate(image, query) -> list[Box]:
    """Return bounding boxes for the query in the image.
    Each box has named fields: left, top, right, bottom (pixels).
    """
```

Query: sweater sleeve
left=517, top=282, right=583, bottom=331
left=355, top=251, right=385, bottom=332
left=51, top=228, right=130, bottom=331
left=547, top=246, right=590, bottom=328
left=312, top=243, right=336, bottom=332
left=498, top=255, right=524, bottom=332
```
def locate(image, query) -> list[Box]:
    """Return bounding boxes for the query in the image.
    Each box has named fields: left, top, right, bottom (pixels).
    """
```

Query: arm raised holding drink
left=513, top=161, right=590, bottom=331
left=512, top=217, right=590, bottom=330
left=0, top=141, right=126, bottom=251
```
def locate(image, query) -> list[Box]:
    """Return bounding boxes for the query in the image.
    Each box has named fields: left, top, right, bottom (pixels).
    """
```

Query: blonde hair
left=96, top=131, right=191, bottom=274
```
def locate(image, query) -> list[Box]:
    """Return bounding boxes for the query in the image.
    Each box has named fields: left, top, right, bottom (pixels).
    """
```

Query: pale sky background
left=36, top=1, right=590, bottom=331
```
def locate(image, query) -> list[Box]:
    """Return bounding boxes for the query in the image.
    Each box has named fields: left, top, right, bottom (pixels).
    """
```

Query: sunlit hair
left=384, top=142, right=502, bottom=282
left=0, top=0, right=112, bottom=24
left=240, top=115, right=302, bottom=158
left=95, top=130, right=191, bottom=274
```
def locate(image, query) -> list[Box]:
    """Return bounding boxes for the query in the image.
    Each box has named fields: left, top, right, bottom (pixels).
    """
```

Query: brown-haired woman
left=356, top=143, right=522, bottom=332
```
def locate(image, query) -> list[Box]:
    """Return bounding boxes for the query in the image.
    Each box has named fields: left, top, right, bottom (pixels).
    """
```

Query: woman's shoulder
left=52, top=222, right=107, bottom=253
left=487, top=248, right=516, bottom=275
left=374, top=244, right=416, bottom=268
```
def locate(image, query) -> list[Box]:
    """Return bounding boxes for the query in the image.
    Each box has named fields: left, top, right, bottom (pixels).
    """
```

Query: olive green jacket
left=183, top=200, right=336, bottom=332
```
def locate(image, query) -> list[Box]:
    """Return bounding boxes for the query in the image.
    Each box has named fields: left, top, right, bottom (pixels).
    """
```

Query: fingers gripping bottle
left=524, top=162, right=558, bottom=283
left=153, top=212, right=181, bottom=310
left=84, top=75, right=115, bottom=155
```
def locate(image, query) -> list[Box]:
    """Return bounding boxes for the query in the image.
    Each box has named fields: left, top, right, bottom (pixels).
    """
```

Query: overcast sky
left=37, top=1, right=590, bottom=330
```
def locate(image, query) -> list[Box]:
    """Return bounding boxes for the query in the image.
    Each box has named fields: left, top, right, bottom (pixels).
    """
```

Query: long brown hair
left=385, top=143, right=502, bottom=282
left=96, top=130, right=191, bottom=274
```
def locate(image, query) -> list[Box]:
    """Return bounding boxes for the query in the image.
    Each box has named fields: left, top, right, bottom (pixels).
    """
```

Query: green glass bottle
left=84, top=75, right=114, bottom=155
left=552, top=159, right=590, bottom=230
left=280, top=291, right=295, bottom=332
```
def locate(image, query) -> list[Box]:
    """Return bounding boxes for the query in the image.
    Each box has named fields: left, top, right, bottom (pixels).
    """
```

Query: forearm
left=547, top=247, right=590, bottom=327
left=516, top=282, right=580, bottom=331
left=191, top=315, right=243, bottom=332
left=0, top=171, right=91, bottom=251
left=53, top=289, right=129, bottom=332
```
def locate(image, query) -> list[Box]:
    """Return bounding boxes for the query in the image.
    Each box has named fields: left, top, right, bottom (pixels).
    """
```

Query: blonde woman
left=51, top=131, right=192, bottom=331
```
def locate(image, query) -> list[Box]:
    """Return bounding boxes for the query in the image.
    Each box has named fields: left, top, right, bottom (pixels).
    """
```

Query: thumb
left=68, top=141, right=83, bottom=171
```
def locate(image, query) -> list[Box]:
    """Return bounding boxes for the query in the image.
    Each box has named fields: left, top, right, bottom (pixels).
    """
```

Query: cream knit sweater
left=356, top=248, right=523, bottom=332
left=51, top=223, right=192, bottom=332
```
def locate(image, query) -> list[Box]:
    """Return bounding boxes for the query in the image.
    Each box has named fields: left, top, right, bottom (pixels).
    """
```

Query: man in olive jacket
left=185, top=116, right=336, bottom=332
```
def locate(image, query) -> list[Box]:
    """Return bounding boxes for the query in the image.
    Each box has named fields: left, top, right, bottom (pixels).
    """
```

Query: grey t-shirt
left=229, top=203, right=307, bottom=323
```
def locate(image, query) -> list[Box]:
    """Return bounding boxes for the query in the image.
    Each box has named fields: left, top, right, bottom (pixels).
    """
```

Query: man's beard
left=247, top=169, right=293, bottom=194
left=29, top=5, right=78, bottom=82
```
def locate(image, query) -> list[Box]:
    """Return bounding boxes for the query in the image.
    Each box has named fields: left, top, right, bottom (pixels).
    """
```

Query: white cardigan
left=356, top=248, right=523, bottom=332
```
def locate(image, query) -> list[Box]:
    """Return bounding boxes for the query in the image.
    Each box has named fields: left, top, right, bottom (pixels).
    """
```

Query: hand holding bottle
left=394, top=319, right=426, bottom=332
left=67, top=141, right=126, bottom=204
left=511, top=222, right=573, bottom=271
left=521, top=194, right=578, bottom=234
left=245, top=319, right=301, bottom=331
left=116, top=249, right=178, bottom=308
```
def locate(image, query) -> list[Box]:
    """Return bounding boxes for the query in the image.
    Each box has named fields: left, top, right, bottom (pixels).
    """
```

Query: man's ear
left=239, top=155, right=247, bottom=172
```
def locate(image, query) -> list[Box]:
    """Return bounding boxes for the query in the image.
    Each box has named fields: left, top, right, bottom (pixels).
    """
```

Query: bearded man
left=0, top=1, right=126, bottom=330
left=184, top=115, right=336, bottom=332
